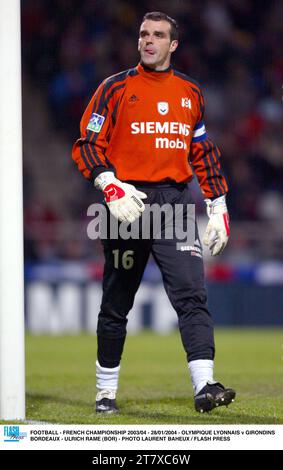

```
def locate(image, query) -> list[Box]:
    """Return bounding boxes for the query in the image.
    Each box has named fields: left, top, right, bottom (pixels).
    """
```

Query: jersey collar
left=136, top=62, right=173, bottom=82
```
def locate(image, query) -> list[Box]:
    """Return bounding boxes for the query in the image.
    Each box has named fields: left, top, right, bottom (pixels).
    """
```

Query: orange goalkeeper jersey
left=72, top=62, right=228, bottom=198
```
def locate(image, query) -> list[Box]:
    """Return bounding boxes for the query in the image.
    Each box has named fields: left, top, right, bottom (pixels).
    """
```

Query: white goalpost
left=0, top=0, right=25, bottom=420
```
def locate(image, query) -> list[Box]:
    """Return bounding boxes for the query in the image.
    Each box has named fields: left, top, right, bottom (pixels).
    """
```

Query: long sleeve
left=72, top=81, right=115, bottom=181
left=189, top=92, right=228, bottom=199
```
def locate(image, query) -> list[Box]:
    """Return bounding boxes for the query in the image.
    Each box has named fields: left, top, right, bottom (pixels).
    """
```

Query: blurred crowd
left=21, top=0, right=283, bottom=262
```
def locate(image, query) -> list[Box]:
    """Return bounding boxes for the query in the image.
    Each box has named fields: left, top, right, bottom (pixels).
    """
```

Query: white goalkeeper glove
left=94, top=172, right=147, bottom=223
left=203, top=194, right=230, bottom=256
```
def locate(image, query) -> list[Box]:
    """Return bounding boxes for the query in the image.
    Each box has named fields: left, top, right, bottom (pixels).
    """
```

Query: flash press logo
left=4, top=425, right=27, bottom=442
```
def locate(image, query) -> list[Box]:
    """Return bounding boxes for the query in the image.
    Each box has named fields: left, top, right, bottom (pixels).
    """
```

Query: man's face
left=138, top=19, right=178, bottom=70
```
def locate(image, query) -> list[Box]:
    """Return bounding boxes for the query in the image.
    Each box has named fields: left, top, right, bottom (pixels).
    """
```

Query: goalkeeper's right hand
left=94, top=172, right=147, bottom=223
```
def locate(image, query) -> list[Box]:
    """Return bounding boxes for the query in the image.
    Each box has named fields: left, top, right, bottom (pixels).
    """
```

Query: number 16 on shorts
left=112, top=249, right=134, bottom=270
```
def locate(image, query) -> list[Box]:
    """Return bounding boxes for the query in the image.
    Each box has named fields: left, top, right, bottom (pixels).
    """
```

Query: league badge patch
left=87, top=113, right=105, bottom=132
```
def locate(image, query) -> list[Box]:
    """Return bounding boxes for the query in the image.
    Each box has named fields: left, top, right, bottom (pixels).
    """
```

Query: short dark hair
left=141, top=11, right=179, bottom=41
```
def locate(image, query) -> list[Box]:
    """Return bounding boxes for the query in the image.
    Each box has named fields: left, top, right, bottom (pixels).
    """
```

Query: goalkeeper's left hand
left=203, top=195, right=230, bottom=256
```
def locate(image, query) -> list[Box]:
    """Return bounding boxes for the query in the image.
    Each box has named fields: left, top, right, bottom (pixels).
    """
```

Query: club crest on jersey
left=87, top=113, right=105, bottom=132
left=181, top=97, right=191, bottom=109
left=157, top=102, right=169, bottom=115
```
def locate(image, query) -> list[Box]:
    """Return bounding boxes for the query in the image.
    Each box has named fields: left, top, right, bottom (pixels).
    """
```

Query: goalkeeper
left=72, top=11, right=235, bottom=414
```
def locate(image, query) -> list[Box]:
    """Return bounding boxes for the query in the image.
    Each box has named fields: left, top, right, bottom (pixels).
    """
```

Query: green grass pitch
left=21, top=329, right=283, bottom=424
